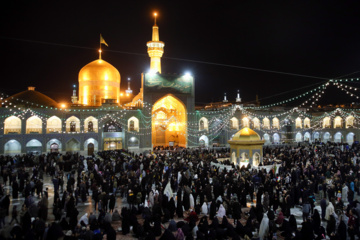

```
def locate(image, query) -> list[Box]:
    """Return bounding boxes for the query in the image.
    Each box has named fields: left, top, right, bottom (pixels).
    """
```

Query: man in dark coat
left=12, top=180, right=19, bottom=199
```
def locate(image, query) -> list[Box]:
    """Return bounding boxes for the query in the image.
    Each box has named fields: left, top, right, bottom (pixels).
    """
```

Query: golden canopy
left=78, top=59, right=121, bottom=106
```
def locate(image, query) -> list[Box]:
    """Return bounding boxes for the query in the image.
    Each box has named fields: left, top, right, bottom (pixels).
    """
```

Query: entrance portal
left=88, top=143, right=94, bottom=155
left=152, top=95, right=187, bottom=147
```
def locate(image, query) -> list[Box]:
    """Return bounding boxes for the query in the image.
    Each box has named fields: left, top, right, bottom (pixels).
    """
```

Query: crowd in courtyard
left=0, top=141, right=358, bottom=239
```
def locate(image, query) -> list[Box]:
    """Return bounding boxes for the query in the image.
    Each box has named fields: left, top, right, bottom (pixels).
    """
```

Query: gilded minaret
left=147, top=12, right=164, bottom=73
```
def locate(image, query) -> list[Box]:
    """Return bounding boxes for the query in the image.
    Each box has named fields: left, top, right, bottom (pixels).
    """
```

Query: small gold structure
left=152, top=95, right=187, bottom=147
left=147, top=12, right=165, bottom=73
left=228, top=127, right=265, bottom=167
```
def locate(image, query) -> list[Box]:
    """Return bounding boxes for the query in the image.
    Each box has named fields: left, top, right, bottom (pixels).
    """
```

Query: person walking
left=9, top=206, right=18, bottom=224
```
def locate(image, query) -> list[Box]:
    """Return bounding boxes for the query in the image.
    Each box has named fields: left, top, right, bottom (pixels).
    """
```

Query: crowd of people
left=0, top=142, right=358, bottom=239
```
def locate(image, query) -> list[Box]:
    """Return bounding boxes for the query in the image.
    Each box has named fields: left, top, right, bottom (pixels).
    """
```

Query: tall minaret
left=147, top=12, right=165, bottom=73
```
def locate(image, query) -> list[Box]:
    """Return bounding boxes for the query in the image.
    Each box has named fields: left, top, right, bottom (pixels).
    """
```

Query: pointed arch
left=84, top=116, right=98, bottom=133
left=323, top=117, right=331, bottom=128
left=347, top=132, right=355, bottom=145
left=4, top=116, right=21, bottom=134
left=346, top=115, right=354, bottom=128
left=333, top=116, right=343, bottom=129
left=230, top=117, right=239, bottom=130
left=26, top=116, right=42, bottom=134
left=273, top=133, right=280, bottom=143
left=242, top=117, right=250, bottom=128
left=304, top=117, right=311, bottom=128
left=127, top=116, right=139, bottom=132
left=4, top=140, right=21, bottom=154
left=199, top=117, right=209, bottom=131
left=46, top=139, right=62, bottom=152
left=66, top=138, right=80, bottom=152
left=199, top=135, right=209, bottom=147
left=323, top=132, right=331, bottom=143
left=334, top=132, right=342, bottom=143
left=151, top=94, right=187, bottom=147
left=295, top=132, right=302, bottom=142
left=253, top=117, right=260, bottom=130
left=272, top=117, right=279, bottom=129
left=263, top=117, right=270, bottom=130
left=46, top=116, right=62, bottom=133
left=65, top=116, right=80, bottom=133
left=295, top=117, right=302, bottom=129
left=304, top=132, right=311, bottom=143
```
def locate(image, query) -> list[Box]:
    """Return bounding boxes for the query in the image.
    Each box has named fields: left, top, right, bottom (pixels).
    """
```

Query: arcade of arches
left=152, top=95, right=187, bottom=147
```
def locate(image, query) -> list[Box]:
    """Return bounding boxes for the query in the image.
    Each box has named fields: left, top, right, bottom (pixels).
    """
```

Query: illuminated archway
left=295, top=132, right=302, bottom=142
left=230, top=117, right=239, bottom=130
left=272, top=118, right=279, bottom=129
left=323, top=117, right=331, bottom=128
left=4, top=116, right=21, bottom=134
left=199, top=117, right=208, bottom=131
left=47, top=116, right=62, bottom=133
left=304, top=132, right=311, bottom=142
left=127, top=116, right=139, bottom=132
left=253, top=118, right=260, bottom=130
left=4, top=140, right=21, bottom=154
left=334, top=132, right=342, bottom=143
left=273, top=133, right=280, bottom=143
left=333, top=116, right=342, bottom=129
left=347, top=132, right=355, bottom=145
left=323, top=132, right=331, bottom=143
left=84, top=116, right=98, bottom=133
left=263, top=118, right=270, bottom=130
left=242, top=117, right=250, bottom=128
left=65, top=116, right=80, bottom=133
left=26, top=116, right=42, bottom=134
left=152, top=95, right=187, bottom=147
left=295, top=117, right=302, bottom=129
left=346, top=116, right=354, bottom=128
left=304, top=117, right=311, bottom=128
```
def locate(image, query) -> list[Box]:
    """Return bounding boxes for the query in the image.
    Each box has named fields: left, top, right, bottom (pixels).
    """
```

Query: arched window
left=323, top=117, right=331, bottom=128
left=66, top=116, right=80, bottom=133
left=272, top=118, right=279, bottom=129
left=263, top=118, right=270, bottom=130
left=333, top=116, right=342, bottom=129
left=253, top=118, right=260, bottom=130
left=46, top=116, right=62, bottom=133
left=304, top=117, right=311, bottom=128
left=230, top=117, right=239, bottom=130
left=26, top=116, right=42, bottom=134
left=199, top=117, right=208, bottom=131
left=295, top=117, right=302, bottom=129
left=4, top=116, right=22, bottom=134
left=84, top=116, right=98, bottom=133
left=127, top=116, right=139, bottom=132
left=295, top=132, right=302, bottom=142
left=242, top=117, right=250, bottom=128
left=346, top=116, right=354, bottom=128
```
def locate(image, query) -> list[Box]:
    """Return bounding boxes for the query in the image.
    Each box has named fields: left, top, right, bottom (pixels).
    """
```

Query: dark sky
left=2, top=1, right=360, bottom=105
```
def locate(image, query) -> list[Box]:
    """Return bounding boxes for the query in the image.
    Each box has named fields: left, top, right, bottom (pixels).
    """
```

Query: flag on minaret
left=100, top=34, right=108, bottom=47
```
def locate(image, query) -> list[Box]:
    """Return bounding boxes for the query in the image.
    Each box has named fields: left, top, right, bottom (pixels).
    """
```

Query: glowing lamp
left=61, top=104, right=66, bottom=108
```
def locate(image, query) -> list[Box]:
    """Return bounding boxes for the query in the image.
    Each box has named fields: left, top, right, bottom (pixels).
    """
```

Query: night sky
left=2, top=1, right=360, bottom=106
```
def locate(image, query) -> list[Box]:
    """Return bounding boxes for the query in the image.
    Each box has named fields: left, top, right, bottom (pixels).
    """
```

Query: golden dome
left=78, top=59, right=121, bottom=106
left=231, top=127, right=261, bottom=141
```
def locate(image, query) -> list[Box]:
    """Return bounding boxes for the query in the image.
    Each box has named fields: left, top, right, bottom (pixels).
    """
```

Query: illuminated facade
left=0, top=13, right=359, bottom=155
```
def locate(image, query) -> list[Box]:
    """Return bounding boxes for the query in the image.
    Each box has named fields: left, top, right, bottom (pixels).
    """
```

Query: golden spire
left=147, top=12, right=164, bottom=73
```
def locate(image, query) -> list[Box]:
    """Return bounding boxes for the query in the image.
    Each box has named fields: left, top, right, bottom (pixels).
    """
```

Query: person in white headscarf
left=259, top=213, right=269, bottom=240
left=78, top=213, right=89, bottom=225
left=164, top=182, right=173, bottom=201
left=201, top=202, right=208, bottom=215
left=325, top=202, right=335, bottom=220
left=189, top=193, right=195, bottom=210
left=217, top=204, right=226, bottom=218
